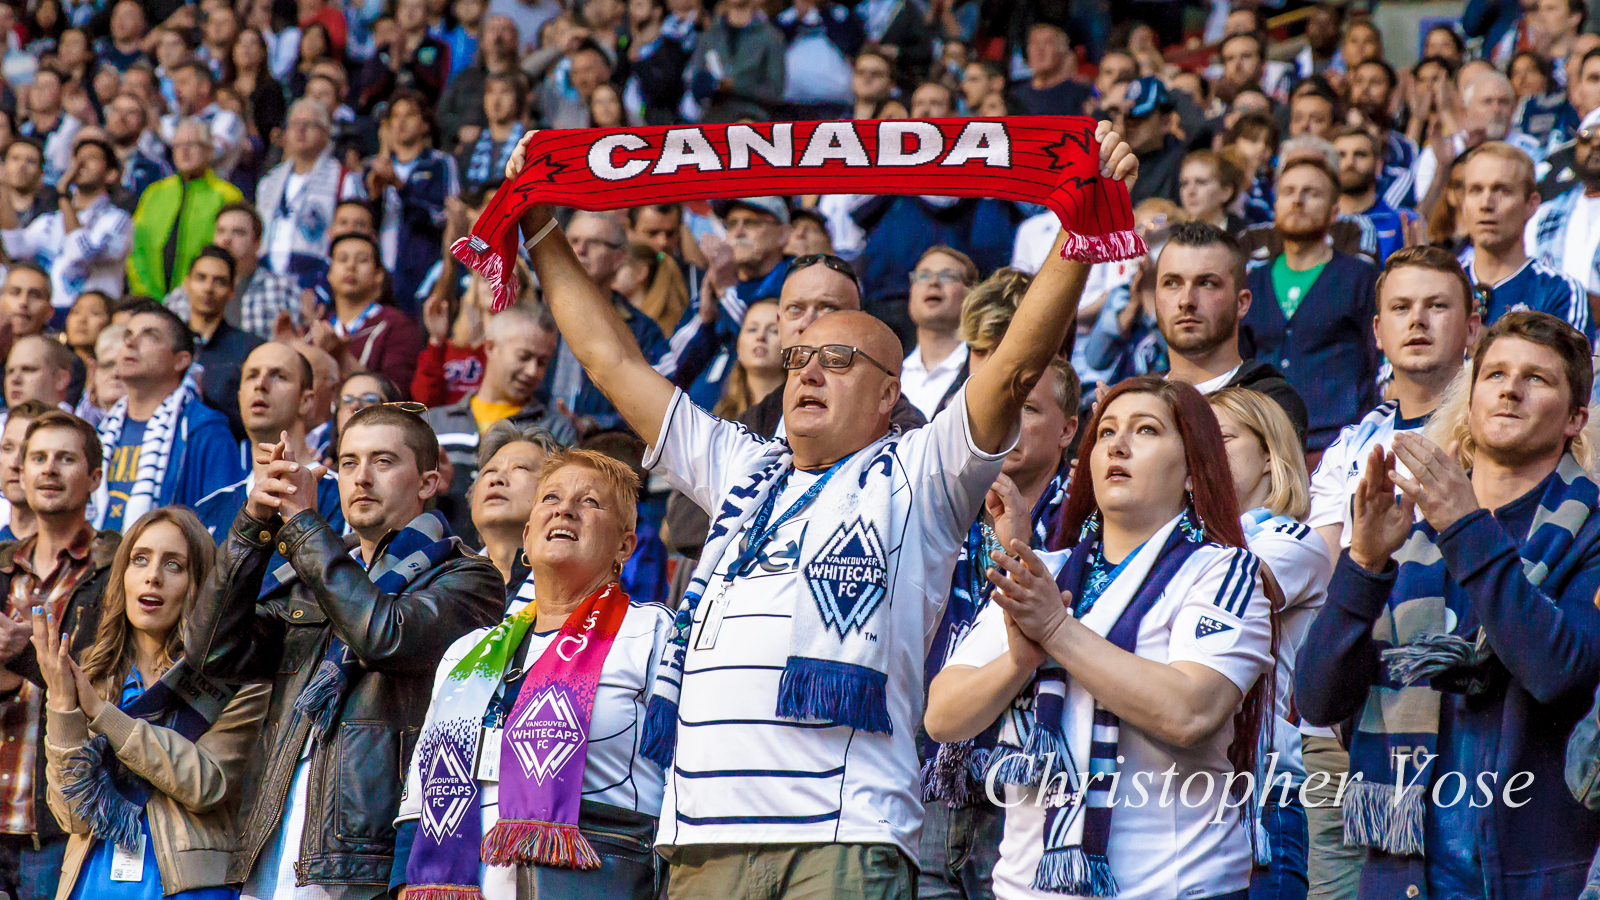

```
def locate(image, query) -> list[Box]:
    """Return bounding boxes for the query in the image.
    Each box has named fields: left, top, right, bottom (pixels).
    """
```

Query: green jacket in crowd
left=127, top=170, right=244, bottom=297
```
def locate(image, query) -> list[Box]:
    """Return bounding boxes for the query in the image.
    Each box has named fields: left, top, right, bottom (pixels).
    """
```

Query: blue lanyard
left=725, top=455, right=851, bottom=581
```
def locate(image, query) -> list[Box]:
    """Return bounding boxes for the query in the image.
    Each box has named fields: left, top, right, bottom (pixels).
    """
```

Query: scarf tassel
left=1032, top=846, right=1118, bottom=897
left=402, top=886, right=486, bottom=900
left=1022, top=720, right=1073, bottom=783
left=294, top=658, right=345, bottom=736
left=987, top=741, right=1040, bottom=786
left=60, top=736, right=145, bottom=854
left=1342, top=780, right=1426, bottom=856
left=1058, top=230, right=1148, bottom=265
left=481, top=819, right=603, bottom=869
left=923, top=740, right=979, bottom=806
left=640, top=695, right=678, bottom=770
left=1382, top=632, right=1481, bottom=687
left=451, top=236, right=517, bottom=313
left=775, top=657, right=892, bottom=733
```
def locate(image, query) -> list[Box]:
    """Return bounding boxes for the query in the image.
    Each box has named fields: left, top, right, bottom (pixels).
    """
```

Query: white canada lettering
left=728, top=123, right=794, bottom=170
left=588, top=133, right=649, bottom=180
left=942, top=121, right=1012, bottom=167
left=798, top=122, right=871, bottom=167
left=878, top=121, right=944, bottom=166
left=653, top=128, right=724, bottom=175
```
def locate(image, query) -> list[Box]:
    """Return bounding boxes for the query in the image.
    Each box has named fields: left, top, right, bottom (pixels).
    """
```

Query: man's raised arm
left=964, top=122, right=1137, bottom=453
left=504, top=134, right=677, bottom=446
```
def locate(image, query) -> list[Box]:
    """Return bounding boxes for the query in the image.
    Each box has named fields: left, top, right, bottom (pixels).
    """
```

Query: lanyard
left=332, top=302, right=380, bottom=338
left=725, top=454, right=851, bottom=582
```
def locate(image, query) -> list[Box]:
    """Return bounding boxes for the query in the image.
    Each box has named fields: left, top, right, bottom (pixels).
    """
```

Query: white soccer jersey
left=946, top=543, right=1274, bottom=900
left=1306, top=400, right=1428, bottom=549
left=396, top=597, right=675, bottom=900
left=644, top=386, right=1009, bottom=856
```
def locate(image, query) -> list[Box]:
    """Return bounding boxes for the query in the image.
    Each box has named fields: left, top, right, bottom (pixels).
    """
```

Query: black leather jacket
left=184, top=507, right=504, bottom=889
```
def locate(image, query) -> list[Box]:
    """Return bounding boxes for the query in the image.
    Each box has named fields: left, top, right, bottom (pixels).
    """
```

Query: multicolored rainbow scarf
left=451, top=117, right=1144, bottom=311
left=404, top=579, right=630, bottom=899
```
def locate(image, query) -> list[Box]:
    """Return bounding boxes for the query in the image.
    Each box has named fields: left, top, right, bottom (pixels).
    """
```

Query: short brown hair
left=217, top=201, right=264, bottom=241
left=1376, top=245, right=1475, bottom=315
left=535, top=448, right=641, bottom=533
left=1331, top=125, right=1380, bottom=157
left=1460, top=140, right=1538, bottom=195
left=914, top=245, right=979, bottom=286
left=1045, top=356, right=1081, bottom=418
left=1471, top=310, right=1592, bottom=414
left=340, top=404, right=440, bottom=473
left=24, top=410, right=102, bottom=469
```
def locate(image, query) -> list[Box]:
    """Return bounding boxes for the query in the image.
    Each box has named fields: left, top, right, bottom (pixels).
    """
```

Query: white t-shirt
left=1557, top=192, right=1600, bottom=294
left=644, top=386, right=1010, bottom=855
left=900, top=341, right=969, bottom=419
left=1305, top=399, right=1427, bottom=550
left=394, top=596, right=674, bottom=899
left=946, top=543, right=1273, bottom=900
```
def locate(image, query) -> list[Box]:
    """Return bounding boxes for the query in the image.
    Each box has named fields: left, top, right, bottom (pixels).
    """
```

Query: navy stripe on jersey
left=675, top=811, right=842, bottom=826
left=674, top=766, right=847, bottom=779
left=1272, top=522, right=1310, bottom=540
left=1212, top=550, right=1257, bottom=615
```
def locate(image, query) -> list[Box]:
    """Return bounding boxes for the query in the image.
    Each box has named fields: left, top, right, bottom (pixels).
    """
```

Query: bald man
left=485, top=126, right=1138, bottom=897
left=290, top=341, right=340, bottom=458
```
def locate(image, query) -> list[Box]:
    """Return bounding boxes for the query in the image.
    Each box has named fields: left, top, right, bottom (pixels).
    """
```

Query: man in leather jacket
left=185, top=404, right=503, bottom=900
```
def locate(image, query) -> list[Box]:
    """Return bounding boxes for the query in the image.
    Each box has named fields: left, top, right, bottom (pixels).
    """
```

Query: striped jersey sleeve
left=1165, top=545, right=1274, bottom=695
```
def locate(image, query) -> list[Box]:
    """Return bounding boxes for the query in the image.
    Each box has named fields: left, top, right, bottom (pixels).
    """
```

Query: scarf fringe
left=293, top=657, right=346, bottom=737
left=1022, top=721, right=1073, bottom=781
left=403, top=886, right=486, bottom=900
left=1342, top=780, right=1426, bottom=856
left=450, top=236, right=519, bottom=313
left=1058, top=229, right=1148, bottom=265
left=1382, top=632, right=1479, bottom=686
left=481, top=819, right=602, bottom=869
left=987, top=741, right=1040, bottom=786
left=923, top=739, right=980, bottom=806
left=640, top=695, right=678, bottom=769
left=775, top=657, right=892, bottom=733
left=60, top=736, right=145, bottom=853
left=1032, top=846, right=1118, bottom=896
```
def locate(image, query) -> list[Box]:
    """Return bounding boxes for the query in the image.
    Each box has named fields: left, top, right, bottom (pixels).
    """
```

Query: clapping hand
left=984, top=474, right=1032, bottom=554
left=0, top=608, right=28, bottom=664
left=29, top=607, right=96, bottom=716
left=1389, top=433, right=1479, bottom=534
left=246, top=436, right=328, bottom=521
left=1348, top=444, right=1416, bottom=572
left=987, top=541, right=1072, bottom=647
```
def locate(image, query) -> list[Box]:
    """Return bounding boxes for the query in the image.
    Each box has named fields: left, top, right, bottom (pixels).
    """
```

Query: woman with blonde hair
left=33, top=508, right=270, bottom=900
left=712, top=297, right=782, bottom=420
left=614, top=242, right=690, bottom=336
left=1208, top=387, right=1332, bottom=900
left=1179, top=150, right=1247, bottom=235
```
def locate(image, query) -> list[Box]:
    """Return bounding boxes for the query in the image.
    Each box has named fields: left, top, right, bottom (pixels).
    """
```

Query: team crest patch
left=420, top=738, right=476, bottom=840
left=804, top=517, right=888, bottom=636
left=505, top=686, right=585, bottom=784
left=1192, top=613, right=1238, bottom=653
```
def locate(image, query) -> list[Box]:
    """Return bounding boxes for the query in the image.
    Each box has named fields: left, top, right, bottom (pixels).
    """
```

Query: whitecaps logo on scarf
left=805, top=517, right=888, bottom=636
left=506, top=686, right=586, bottom=784
left=420, top=738, right=476, bottom=840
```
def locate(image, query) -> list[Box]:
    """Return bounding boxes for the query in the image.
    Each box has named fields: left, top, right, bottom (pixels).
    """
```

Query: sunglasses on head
left=787, top=253, right=862, bottom=294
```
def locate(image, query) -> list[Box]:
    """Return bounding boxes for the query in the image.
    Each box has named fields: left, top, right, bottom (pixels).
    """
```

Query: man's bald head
left=782, top=310, right=903, bottom=468
left=777, top=261, right=863, bottom=350
left=292, top=341, right=340, bottom=429
left=795, top=310, right=903, bottom=376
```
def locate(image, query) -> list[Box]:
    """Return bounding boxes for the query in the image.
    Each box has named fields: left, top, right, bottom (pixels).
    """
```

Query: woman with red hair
left=925, top=375, right=1275, bottom=900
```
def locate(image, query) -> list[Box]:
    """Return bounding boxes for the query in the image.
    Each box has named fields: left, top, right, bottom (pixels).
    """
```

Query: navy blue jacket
left=1298, top=493, right=1600, bottom=900
left=370, top=149, right=458, bottom=318
left=1241, top=251, right=1379, bottom=452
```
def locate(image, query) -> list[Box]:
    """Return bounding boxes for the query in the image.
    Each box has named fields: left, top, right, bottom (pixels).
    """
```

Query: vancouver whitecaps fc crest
left=420, top=740, right=476, bottom=840
left=804, top=518, right=888, bottom=636
left=507, top=686, right=586, bottom=784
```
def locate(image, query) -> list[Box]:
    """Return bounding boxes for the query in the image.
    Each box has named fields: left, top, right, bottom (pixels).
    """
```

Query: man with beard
left=0, top=137, right=131, bottom=310
left=1335, top=127, right=1419, bottom=264
left=1527, top=113, right=1600, bottom=302
left=102, top=92, right=171, bottom=212
left=1241, top=158, right=1380, bottom=455
left=1216, top=30, right=1291, bottom=104
left=1346, top=58, right=1419, bottom=209
left=1462, top=143, right=1591, bottom=335
left=1534, top=43, right=1600, bottom=195
left=1415, top=71, right=1543, bottom=200
left=423, top=302, right=575, bottom=542
left=1293, top=3, right=1342, bottom=80
left=1154, top=221, right=1308, bottom=444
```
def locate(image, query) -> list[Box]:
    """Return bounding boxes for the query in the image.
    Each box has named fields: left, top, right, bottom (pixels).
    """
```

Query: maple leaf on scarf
left=514, top=152, right=571, bottom=188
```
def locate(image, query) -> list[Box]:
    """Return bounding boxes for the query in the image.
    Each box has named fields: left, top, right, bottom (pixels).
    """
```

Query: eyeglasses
left=780, top=343, right=897, bottom=376
left=571, top=237, right=623, bottom=252
left=910, top=269, right=966, bottom=285
left=341, top=392, right=384, bottom=408
left=788, top=253, right=862, bottom=293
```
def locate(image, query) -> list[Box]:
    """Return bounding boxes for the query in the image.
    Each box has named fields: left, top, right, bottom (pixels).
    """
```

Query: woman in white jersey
left=1210, top=387, right=1333, bottom=900
left=395, top=449, right=673, bottom=900
left=926, top=375, right=1275, bottom=900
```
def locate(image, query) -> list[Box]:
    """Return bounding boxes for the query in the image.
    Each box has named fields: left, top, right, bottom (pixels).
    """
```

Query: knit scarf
left=452, top=118, right=1145, bottom=312
left=60, top=661, right=237, bottom=853
left=923, top=464, right=1071, bottom=805
left=640, top=428, right=906, bottom=769
left=258, top=153, right=347, bottom=263
left=1344, top=455, right=1598, bottom=857
left=91, top=374, right=199, bottom=530
left=466, top=123, right=525, bottom=190
left=404, top=578, right=629, bottom=899
left=275, top=510, right=459, bottom=740
left=988, top=515, right=1206, bottom=896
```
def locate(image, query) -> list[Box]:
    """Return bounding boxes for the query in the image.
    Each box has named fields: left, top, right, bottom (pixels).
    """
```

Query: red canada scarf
left=452, top=117, right=1145, bottom=311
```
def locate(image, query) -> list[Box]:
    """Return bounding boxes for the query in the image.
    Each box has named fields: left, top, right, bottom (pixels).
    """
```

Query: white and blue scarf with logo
left=90, top=373, right=200, bottom=530
left=641, top=431, right=907, bottom=768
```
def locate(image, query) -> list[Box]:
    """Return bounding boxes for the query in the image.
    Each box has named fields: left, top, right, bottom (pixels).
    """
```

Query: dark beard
left=1278, top=222, right=1328, bottom=242
left=1340, top=173, right=1377, bottom=196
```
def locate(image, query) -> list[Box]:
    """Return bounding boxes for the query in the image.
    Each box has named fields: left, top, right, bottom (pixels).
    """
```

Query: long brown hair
left=79, top=509, right=216, bottom=698
left=1046, top=376, right=1268, bottom=778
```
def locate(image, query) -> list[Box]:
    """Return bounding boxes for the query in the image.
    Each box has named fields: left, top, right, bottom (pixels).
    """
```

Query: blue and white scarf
left=641, top=431, right=906, bottom=768
left=270, top=510, right=459, bottom=739
left=989, top=515, right=1208, bottom=896
left=258, top=154, right=351, bottom=270
left=1344, top=454, right=1598, bottom=856
left=465, top=122, right=525, bottom=191
left=90, top=374, right=200, bottom=529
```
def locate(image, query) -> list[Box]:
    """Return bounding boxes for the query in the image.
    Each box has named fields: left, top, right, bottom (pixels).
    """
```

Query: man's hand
left=274, top=436, right=327, bottom=519
left=504, top=131, right=555, bottom=241
left=245, top=439, right=290, bottom=520
left=56, top=159, right=79, bottom=197
left=0, top=610, right=29, bottom=664
left=368, top=156, right=398, bottom=193
left=700, top=234, right=737, bottom=297
left=1389, top=433, right=1480, bottom=534
left=1094, top=118, right=1137, bottom=183
left=1348, top=444, right=1415, bottom=572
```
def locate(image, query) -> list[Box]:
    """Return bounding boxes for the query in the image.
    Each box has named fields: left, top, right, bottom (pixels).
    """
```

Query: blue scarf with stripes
left=1344, top=454, right=1598, bottom=857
